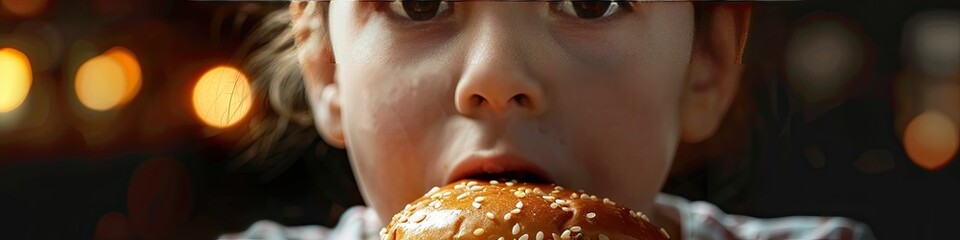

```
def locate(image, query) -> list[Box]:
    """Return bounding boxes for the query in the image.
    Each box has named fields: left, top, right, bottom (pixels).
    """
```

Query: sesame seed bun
left=381, top=179, right=670, bottom=240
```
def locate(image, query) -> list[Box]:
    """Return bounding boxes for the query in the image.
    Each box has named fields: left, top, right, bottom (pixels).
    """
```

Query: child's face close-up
left=8, top=0, right=956, bottom=238
left=298, top=2, right=745, bottom=224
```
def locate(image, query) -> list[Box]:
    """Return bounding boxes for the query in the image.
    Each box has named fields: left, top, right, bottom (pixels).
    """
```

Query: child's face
left=298, top=2, right=746, bottom=224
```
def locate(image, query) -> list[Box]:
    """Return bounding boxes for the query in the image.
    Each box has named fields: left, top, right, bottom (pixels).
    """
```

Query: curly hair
left=231, top=1, right=330, bottom=181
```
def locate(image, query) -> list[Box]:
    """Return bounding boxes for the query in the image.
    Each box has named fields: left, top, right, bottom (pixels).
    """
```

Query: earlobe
left=301, top=41, right=344, bottom=148
left=314, top=82, right=346, bottom=148
left=680, top=60, right=742, bottom=143
left=291, top=1, right=343, bottom=147
left=680, top=4, right=750, bottom=143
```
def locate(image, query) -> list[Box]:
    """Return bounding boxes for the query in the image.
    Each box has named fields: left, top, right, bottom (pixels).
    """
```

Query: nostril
left=511, top=94, right=529, bottom=108
left=470, top=95, right=486, bottom=107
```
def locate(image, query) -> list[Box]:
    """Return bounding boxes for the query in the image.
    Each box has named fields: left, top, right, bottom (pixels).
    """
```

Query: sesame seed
left=504, top=212, right=512, bottom=220
left=467, top=181, right=478, bottom=186
left=598, top=234, right=609, bottom=240
left=519, top=234, right=529, bottom=240
left=603, top=198, right=616, bottom=206
left=542, top=196, right=556, bottom=201
left=533, top=188, right=545, bottom=196
left=550, top=203, right=559, bottom=209
left=473, top=228, right=484, bottom=236
left=506, top=182, right=515, bottom=187
left=456, top=192, right=469, bottom=200
left=409, top=213, right=426, bottom=223
left=570, top=193, right=578, bottom=199
left=561, top=230, right=571, bottom=240
left=498, top=237, right=505, bottom=240
left=442, top=191, right=452, bottom=197
left=469, top=185, right=483, bottom=191
left=536, top=231, right=544, bottom=240
left=486, top=212, right=495, bottom=219
left=490, top=180, right=499, bottom=185
left=514, top=191, right=526, bottom=198
left=570, top=226, right=581, bottom=232
left=641, top=214, right=651, bottom=222
left=379, top=228, right=387, bottom=237
left=561, top=207, right=571, bottom=212
left=660, top=228, right=670, bottom=239
left=554, top=186, right=564, bottom=190
left=516, top=201, right=523, bottom=209
left=426, top=187, right=440, bottom=196
left=472, top=202, right=481, bottom=209
left=474, top=196, right=486, bottom=202
left=398, top=215, right=408, bottom=223
left=512, top=223, right=521, bottom=235
left=586, top=212, right=596, bottom=218
left=510, top=208, right=521, bottom=214
left=580, top=194, right=589, bottom=200
left=454, top=184, right=465, bottom=190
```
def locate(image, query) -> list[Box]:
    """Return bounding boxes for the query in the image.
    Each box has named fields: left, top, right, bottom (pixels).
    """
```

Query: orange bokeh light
left=75, top=55, right=127, bottom=111
left=0, top=48, right=32, bottom=113
left=103, top=47, right=142, bottom=106
left=903, top=111, right=959, bottom=170
left=1, top=0, right=47, bottom=17
left=191, top=66, right=253, bottom=128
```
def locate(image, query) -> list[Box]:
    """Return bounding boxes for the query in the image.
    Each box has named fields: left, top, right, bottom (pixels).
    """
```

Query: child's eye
left=552, top=0, right=629, bottom=20
left=388, top=0, right=452, bottom=21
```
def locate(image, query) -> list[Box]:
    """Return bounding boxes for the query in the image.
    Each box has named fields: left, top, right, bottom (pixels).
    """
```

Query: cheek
left=336, top=63, right=455, bottom=219
left=551, top=4, right=693, bottom=210
left=557, top=74, right=682, bottom=212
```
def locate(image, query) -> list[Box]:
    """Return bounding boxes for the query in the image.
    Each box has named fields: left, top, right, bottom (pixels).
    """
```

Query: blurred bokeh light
left=103, top=47, right=142, bottom=106
left=785, top=16, right=864, bottom=105
left=75, top=55, right=127, bottom=111
left=191, top=66, right=253, bottom=128
left=903, top=111, right=959, bottom=170
left=0, top=48, right=32, bottom=113
left=905, top=11, right=960, bottom=79
left=1, top=0, right=47, bottom=17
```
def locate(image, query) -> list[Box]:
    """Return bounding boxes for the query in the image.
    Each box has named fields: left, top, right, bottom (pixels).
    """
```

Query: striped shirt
left=221, top=193, right=875, bottom=240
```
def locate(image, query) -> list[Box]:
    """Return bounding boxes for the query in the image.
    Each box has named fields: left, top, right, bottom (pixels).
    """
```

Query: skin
left=292, top=1, right=750, bottom=237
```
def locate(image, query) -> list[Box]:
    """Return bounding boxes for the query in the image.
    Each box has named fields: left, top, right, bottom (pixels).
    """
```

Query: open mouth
left=445, top=154, right=554, bottom=185
left=461, top=170, right=552, bottom=184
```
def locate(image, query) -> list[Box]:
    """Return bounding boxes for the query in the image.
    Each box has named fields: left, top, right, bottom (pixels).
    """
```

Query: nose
left=455, top=62, right=546, bottom=118
left=454, top=17, right=546, bottom=118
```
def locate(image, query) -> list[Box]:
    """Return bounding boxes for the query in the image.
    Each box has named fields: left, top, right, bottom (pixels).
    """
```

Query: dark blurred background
left=0, top=0, right=958, bottom=239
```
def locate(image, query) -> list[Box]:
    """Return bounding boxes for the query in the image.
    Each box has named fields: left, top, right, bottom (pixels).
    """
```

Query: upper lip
left=443, top=152, right=554, bottom=185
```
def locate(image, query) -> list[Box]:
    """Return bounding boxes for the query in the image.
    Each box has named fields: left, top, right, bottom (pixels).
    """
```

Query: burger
left=380, top=179, right=670, bottom=240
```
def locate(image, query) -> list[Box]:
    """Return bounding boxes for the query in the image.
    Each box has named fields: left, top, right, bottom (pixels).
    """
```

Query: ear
left=291, top=2, right=345, bottom=148
left=680, top=3, right=752, bottom=143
